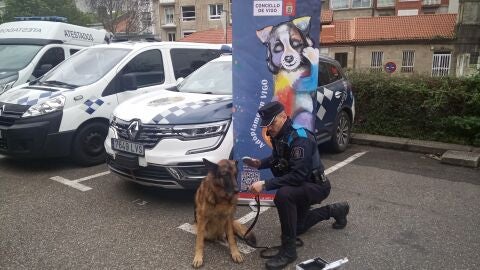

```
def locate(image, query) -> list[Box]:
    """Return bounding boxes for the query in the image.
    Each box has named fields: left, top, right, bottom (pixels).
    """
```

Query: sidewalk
left=351, top=133, right=480, bottom=168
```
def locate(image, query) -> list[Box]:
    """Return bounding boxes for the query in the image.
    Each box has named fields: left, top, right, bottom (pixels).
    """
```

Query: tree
left=3, top=0, right=93, bottom=26
left=87, top=0, right=153, bottom=35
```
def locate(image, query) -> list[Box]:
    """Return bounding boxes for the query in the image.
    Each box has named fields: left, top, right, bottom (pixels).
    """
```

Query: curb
left=350, top=133, right=480, bottom=168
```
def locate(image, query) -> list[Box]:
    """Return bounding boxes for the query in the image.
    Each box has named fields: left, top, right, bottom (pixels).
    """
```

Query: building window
left=335, top=52, right=348, bottom=68
left=432, top=52, right=451, bottom=77
left=401, top=50, right=415, bottom=73
left=331, top=0, right=371, bottom=10
left=182, top=6, right=195, bottom=21
left=377, top=0, right=395, bottom=7
left=164, top=6, right=174, bottom=24
left=182, top=31, right=196, bottom=37
left=469, top=52, right=479, bottom=65
left=167, top=32, right=176, bottom=41
left=209, top=4, right=223, bottom=20
left=370, top=51, right=383, bottom=72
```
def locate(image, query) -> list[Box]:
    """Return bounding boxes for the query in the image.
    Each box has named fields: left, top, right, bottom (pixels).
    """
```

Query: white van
left=0, top=17, right=108, bottom=94
left=0, top=41, right=230, bottom=165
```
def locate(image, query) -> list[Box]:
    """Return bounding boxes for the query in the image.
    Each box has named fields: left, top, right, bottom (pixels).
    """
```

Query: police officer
left=246, top=101, right=349, bottom=270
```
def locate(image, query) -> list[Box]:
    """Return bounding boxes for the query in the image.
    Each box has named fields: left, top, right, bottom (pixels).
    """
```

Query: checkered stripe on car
left=316, top=87, right=333, bottom=120
left=151, top=97, right=231, bottom=124
left=16, top=92, right=54, bottom=106
left=83, top=97, right=104, bottom=115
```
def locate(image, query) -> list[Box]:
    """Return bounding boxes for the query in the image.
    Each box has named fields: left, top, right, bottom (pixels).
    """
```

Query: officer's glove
left=242, top=156, right=261, bottom=168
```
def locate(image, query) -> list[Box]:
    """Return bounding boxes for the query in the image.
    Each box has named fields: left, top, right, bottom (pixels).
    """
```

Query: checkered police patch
left=83, top=97, right=104, bottom=115
left=151, top=97, right=231, bottom=124
left=291, top=147, right=304, bottom=159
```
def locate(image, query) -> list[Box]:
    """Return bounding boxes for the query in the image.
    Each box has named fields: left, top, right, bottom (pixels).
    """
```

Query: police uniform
left=256, top=101, right=349, bottom=270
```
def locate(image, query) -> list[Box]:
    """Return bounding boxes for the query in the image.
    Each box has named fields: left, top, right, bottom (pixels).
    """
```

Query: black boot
left=265, top=236, right=297, bottom=270
left=329, top=202, right=349, bottom=229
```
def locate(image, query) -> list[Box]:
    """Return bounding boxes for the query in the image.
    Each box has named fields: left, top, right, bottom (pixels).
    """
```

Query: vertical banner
left=233, top=0, right=321, bottom=204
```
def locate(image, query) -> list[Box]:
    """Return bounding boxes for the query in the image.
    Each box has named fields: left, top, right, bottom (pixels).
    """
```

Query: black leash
left=242, top=194, right=304, bottom=259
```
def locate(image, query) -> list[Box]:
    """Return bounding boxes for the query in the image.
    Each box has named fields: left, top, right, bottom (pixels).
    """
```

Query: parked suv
left=105, top=54, right=354, bottom=188
left=0, top=41, right=229, bottom=165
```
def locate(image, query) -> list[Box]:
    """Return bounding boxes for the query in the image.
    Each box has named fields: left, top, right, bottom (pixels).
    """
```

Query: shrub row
left=348, top=71, right=480, bottom=146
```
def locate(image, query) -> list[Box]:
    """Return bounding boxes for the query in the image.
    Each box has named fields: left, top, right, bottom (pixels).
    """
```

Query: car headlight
left=0, top=75, right=18, bottom=95
left=173, top=120, right=230, bottom=138
left=22, top=95, right=66, bottom=118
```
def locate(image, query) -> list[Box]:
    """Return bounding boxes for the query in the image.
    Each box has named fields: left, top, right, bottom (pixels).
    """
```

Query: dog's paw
left=303, top=47, right=319, bottom=64
left=192, top=255, right=204, bottom=268
left=231, top=251, right=244, bottom=263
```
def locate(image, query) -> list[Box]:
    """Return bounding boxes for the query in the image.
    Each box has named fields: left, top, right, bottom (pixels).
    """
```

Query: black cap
left=258, top=101, right=284, bottom=127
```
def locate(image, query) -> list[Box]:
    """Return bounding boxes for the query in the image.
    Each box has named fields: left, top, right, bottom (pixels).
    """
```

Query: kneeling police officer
left=246, top=101, right=350, bottom=270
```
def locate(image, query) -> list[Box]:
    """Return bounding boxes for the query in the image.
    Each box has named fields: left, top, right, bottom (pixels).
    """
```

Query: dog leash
left=242, top=194, right=304, bottom=259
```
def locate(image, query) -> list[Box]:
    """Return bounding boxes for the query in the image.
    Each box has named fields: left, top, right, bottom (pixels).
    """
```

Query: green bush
left=349, top=72, right=480, bottom=146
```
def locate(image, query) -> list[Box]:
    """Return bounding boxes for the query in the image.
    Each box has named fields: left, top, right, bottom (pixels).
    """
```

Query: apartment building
left=322, top=0, right=454, bottom=19
left=152, top=0, right=231, bottom=41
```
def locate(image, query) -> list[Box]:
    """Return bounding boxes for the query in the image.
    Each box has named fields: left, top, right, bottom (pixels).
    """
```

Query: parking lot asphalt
left=0, top=144, right=479, bottom=270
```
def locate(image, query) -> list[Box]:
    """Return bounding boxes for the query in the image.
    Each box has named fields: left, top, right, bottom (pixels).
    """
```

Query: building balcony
left=377, top=0, right=395, bottom=8
left=161, top=20, right=176, bottom=28
left=159, top=0, right=175, bottom=5
left=422, top=0, right=441, bottom=6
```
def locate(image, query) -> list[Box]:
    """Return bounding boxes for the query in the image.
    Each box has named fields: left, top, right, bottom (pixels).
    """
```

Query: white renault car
left=105, top=54, right=355, bottom=189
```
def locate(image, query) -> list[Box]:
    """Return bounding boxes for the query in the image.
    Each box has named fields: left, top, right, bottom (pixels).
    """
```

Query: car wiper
left=43, top=80, right=78, bottom=89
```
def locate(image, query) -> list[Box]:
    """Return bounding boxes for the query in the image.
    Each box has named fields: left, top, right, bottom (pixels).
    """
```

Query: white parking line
left=49, top=171, right=110, bottom=191
left=178, top=151, right=368, bottom=253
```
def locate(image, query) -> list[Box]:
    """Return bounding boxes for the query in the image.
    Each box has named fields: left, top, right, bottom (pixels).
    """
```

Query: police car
left=0, top=42, right=230, bottom=165
left=0, top=16, right=108, bottom=94
left=105, top=54, right=354, bottom=188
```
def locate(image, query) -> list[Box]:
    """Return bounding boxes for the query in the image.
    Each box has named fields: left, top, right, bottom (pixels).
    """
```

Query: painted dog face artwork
left=256, top=16, right=314, bottom=74
left=256, top=16, right=319, bottom=136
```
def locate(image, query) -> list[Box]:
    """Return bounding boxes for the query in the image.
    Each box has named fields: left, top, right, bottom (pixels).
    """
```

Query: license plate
left=112, top=138, right=144, bottom=156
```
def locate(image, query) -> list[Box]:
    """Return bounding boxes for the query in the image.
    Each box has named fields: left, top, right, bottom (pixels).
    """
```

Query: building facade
left=152, top=0, right=231, bottom=41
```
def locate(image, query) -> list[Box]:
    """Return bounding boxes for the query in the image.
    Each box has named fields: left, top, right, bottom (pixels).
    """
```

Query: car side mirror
left=121, top=73, right=138, bottom=91
left=33, top=64, right=54, bottom=77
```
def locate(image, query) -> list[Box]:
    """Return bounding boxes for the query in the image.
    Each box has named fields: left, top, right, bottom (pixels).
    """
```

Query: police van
left=0, top=41, right=230, bottom=165
left=105, top=54, right=355, bottom=189
left=0, top=16, right=108, bottom=94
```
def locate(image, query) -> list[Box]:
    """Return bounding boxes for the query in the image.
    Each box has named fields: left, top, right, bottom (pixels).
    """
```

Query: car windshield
left=40, top=47, right=131, bottom=87
left=0, top=44, right=42, bottom=71
left=177, top=60, right=232, bottom=95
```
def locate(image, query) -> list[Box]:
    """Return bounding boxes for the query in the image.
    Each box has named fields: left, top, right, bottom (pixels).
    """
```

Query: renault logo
left=127, top=120, right=140, bottom=141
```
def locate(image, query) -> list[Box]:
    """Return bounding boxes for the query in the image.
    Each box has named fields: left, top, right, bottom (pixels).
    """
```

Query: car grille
left=0, top=103, right=28, bottom=127
left=107, top=155, right=173, bottom=180
left=111, top=119, right=174, bottom=149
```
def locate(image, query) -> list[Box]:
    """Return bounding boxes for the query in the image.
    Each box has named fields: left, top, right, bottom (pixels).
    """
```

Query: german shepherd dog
left=192, top=158, right=256, bottom=268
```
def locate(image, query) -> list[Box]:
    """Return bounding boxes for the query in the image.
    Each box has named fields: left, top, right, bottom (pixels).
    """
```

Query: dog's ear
left=256, top=25, right=273, bottom=44
left=293, top=16, right=314, bottom=47
left=203, top=158, right=218, bottom=173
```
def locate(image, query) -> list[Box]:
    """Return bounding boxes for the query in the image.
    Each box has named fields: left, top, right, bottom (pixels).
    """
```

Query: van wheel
left=72, top=122, right=108, bottom=166
left=329, top=111, right=351, bottom=153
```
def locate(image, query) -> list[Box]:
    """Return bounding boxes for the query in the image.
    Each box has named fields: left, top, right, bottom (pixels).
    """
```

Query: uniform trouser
left=273, top=180, right=331, bottom=239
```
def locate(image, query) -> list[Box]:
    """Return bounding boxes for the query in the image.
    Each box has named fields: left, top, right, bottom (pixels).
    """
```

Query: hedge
left=348, top=71, right=480, bottom=146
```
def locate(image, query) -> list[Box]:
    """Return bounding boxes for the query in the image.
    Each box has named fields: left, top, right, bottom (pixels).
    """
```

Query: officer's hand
left=249, top=181, right=265, bottom=193
left=242, top=156, right=261, bottom=168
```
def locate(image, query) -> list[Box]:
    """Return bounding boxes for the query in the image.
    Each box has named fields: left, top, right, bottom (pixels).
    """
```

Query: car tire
left=329, top=110, right=351, bottom=153
left=71, top=121, right=108, bottom=166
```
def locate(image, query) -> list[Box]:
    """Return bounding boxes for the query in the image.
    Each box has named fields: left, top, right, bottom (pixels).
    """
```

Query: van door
left=115, top=49, right=166, bottom=104
left=315, top=61, right=345, bottom=142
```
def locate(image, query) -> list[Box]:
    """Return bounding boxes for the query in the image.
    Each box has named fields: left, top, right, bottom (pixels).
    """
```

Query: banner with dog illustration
left=232, top=0, right=321, bottom=204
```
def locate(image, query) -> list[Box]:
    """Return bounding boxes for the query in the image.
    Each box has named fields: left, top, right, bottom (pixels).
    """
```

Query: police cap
left=258, top=101, right=284, bottom=127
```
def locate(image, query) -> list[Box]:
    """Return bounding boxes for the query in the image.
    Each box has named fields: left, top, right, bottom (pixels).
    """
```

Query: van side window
left=327, top=63, right=342, bottom=82
left=33, top=47, right=65, bottom=77
left=170, top=49, right=222, bottom=79
left=318, top=62, right=331, bottom=86
left=121, top=49, right=164, bottom=87
left=70, top=49, right=80, bottom=55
